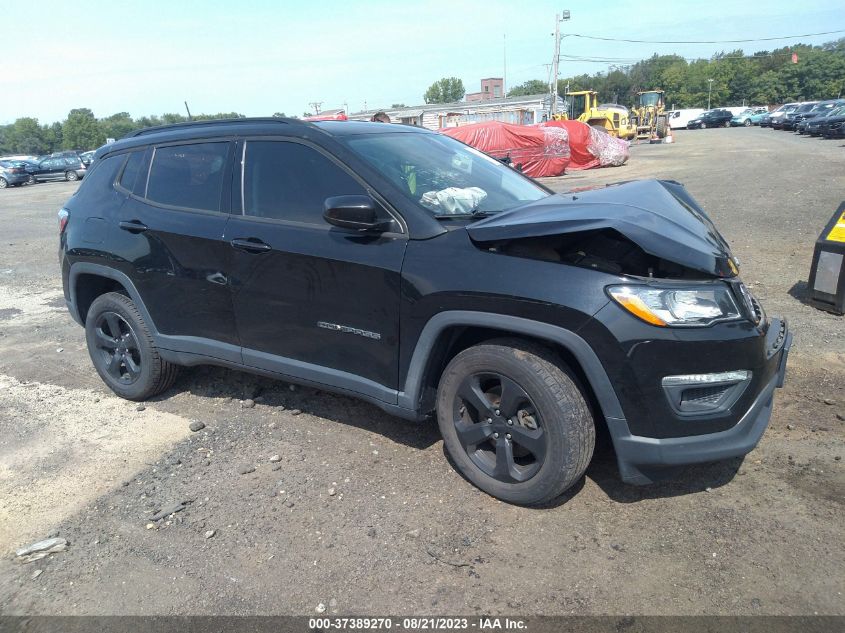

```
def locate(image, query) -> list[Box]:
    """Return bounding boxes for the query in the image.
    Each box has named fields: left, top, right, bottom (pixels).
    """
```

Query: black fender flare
left=67, top=263, right=159, bottom=333
left=397, top=310, right=625, bottom=422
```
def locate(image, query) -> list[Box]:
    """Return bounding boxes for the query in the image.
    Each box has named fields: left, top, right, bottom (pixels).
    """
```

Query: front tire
left=85, top=292, right=178, bottom=400
left=0, top=177, right=7, bottom=189
left=744, top=119, right=752, bottom=127
left=700, top=122, right=707, bottom=129
left=65, top=170, right=79, bottom=181
left=436, top=339, right=595, bottom=505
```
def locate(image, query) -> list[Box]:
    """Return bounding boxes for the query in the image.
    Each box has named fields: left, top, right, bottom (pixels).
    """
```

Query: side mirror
left=323, top=195, right=392, bottom=233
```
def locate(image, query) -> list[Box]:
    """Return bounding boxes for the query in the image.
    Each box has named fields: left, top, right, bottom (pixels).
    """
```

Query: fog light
left=662, top=371, right=751, bottom=416
left=808, top=202, right=845, bottom=315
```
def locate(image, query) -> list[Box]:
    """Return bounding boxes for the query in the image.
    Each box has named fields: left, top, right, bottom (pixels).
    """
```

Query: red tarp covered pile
left=439, top=121, right=570, bottom=178
left=535, top=120, right=629, bottom=170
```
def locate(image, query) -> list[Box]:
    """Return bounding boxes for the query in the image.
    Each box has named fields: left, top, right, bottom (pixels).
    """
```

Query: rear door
left=226, top=138, right=407, bottom=397
left=39, top=158, right=61, bottom=180
left=111, top=141, right=241, bottom=361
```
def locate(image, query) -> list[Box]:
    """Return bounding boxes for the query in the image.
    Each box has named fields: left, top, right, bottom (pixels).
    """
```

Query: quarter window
left=147, top=142, right=229, bottom=212
left=119, top=151, right=145, bottom=192
left=243, top=141, right=366, bottom=224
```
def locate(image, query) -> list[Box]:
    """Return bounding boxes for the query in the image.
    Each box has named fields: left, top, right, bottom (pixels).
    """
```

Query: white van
left=666, top=109, right=706, bottom=129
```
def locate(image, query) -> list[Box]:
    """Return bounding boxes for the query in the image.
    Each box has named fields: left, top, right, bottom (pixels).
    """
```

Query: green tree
left=43, top=122, right=63, bottom=153
left=423, top=77, right=465, bottom=104
left=62, top=108, right=105, bottom=150
left=7, top=118, right=48, bottom=155
left=507, top=80, right=548, bottom=97
left=100, top=112, right=136, bottom=141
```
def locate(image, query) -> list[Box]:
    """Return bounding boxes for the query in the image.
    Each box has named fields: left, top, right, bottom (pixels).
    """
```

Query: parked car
left=59, top=118, right=791, bottom=505
left=806, top=105, right=845, bottom=136
left=666, top=108, right=706, bottom=129
left=30, top=156, right=87, bottom=182
left=820, top=112, right=845, bottom=138
left=794, top=100, right=845, bottom=133
left=779, top=102, right=820, bottom=130
left=687, top=109, right=734, bottom=129
left=0, top=160, right=30, bottom=188
left=80, top=151, right=95, bottom=166
left=730, top=108, right=765, bottom=127
left=760, top=103, right=799, bottom=128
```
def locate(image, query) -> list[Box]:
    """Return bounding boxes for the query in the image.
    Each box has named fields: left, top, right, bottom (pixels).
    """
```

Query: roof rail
left=127, top=117, right=304, bottom=138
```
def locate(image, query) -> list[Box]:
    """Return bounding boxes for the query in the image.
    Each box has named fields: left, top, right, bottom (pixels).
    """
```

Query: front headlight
left=607, top=285, right=742, bottom=327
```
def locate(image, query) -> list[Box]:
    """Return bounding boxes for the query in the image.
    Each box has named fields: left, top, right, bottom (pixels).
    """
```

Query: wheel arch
left=398, top=311, right=625, bottom=425
left=69, top=263, right=158, bottom=333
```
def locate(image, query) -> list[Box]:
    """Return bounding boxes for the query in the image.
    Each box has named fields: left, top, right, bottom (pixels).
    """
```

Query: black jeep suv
left=60, top=118, right=791, bottom=505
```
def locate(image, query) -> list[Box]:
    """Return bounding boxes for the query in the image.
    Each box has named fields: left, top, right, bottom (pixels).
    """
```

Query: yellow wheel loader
left=631, top=90, right=669, bottom=139
left=555, top=90, right=637, bottom=140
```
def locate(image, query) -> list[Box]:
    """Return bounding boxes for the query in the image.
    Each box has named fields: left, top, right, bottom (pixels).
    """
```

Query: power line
left=565, top=28, right=845, bottom=44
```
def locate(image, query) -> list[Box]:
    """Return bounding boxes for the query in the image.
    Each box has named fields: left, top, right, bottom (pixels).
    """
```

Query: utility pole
left=309, top=101, right=323, bottom=114
left=549, top=10, right=571, bottom=117
left=707, top=79, right=714, bottom=110
left=184, top=101, right=192, bottom=120
left=503, top=34, right=507, bottom=97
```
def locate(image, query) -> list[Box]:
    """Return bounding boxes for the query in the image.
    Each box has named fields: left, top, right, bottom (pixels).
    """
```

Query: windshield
left=568, top=94, right=587, bottom=118
left=639, top=92, right=662, bottom=107
left=342, top=132, right=549, bottom=218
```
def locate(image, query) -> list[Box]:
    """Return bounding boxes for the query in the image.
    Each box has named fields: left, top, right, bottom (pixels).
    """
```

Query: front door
left=227, top=139, right=407, bottom=399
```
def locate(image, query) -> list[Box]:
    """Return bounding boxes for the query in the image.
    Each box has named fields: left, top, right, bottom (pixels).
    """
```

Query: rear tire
left=436, top=339, right=595, bottom=505
left=0, top=177, right=7, bottom=189
left=65, top=171, right=79, bottom=181
left=85, top=292, right=178, bottom=401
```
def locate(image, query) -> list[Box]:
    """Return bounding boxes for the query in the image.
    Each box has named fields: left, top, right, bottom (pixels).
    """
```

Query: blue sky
left=3, top=0, right=842, bottom=124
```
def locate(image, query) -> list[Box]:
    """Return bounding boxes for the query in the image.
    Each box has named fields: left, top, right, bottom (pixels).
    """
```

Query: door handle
left=119, top=220, right=148, bottom=233
left=230, top=238, right=272, bottom=253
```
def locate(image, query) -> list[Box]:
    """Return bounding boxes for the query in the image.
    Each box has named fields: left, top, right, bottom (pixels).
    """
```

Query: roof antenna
left=184, top=101, right=193, bottom=121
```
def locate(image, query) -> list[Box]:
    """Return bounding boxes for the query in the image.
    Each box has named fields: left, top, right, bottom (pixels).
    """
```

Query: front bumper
left=610, top=321, right=792, bottom=485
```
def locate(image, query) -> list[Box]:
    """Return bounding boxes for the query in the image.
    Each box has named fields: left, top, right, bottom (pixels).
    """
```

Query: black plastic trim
left=398, top=311, right=626, bottom=420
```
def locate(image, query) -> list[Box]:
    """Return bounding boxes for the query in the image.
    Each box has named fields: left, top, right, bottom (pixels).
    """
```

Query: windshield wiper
left=433, top=210, right=495, bottom=220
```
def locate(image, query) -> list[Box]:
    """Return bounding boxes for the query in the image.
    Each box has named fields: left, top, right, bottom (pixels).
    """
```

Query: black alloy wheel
left=452, top=372, right=546, bottom=483
left=436, top=339, right=594, bottom=505
left=92, top=311, right=142, bottom=385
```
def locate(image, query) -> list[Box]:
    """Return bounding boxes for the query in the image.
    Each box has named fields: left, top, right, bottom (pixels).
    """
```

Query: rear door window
left=146, top=142, right=230, bottom=212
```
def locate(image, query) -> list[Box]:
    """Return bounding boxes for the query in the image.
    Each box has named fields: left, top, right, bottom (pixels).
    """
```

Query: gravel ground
left=0, top=128, right=842, bottom=616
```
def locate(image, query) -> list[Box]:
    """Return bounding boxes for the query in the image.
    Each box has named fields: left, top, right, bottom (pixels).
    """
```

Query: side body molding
left=67, top=269, right=625, bottom=436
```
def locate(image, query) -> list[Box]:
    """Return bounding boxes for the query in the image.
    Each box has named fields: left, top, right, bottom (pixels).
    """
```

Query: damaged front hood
left=467, top=179, right=737, bottom=277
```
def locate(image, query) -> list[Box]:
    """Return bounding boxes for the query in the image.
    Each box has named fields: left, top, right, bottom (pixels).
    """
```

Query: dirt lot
left=0, top=128, right=842, bottom=616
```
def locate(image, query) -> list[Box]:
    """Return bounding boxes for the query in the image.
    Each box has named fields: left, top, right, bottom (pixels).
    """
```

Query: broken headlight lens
left=607, top=285, right=742, bottom=327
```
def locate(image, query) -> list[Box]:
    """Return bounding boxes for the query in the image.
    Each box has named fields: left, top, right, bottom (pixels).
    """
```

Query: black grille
left=681, top=385, right=730, bottom=405
left=750, top=295, right=763, bottom=323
